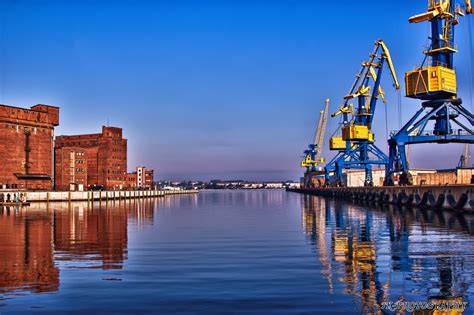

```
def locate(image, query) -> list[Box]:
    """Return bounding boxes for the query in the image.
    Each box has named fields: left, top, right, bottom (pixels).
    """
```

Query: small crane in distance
left=301, top=99, right=330, bottom=178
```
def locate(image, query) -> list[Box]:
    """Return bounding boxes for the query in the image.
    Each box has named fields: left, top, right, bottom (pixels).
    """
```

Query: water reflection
left=1, top=191, right=473, bottom=313
left=302, top=196, right=474, bottom=313
left=196, top=189, right=284, bottom=209
left=0, top=206, right=59, bottom=294
left=0, top=199, right=155, bottom=295
left=53, top=203, right=129, bottom=269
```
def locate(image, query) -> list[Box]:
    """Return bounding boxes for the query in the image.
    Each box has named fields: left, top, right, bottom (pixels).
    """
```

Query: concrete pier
left=288, top=185, right=474, bottom=212
left=1, top=189, right=197, bottom=203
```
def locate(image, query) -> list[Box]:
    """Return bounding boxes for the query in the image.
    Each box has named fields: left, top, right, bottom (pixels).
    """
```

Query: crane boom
left=458, top=144, right=470, bottom=168
left=378, top=40, right=400, bottom=90
left=369, top=67, right=387, bottom=104
left=312, top=110, right=324, bottom=146
left=314, top=98, right=329, bottom=162
left=468, top=0, right=474, bottom=13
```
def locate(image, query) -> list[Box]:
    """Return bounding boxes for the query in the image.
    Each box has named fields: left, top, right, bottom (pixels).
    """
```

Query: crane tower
left=385, top=0, right=474, bottom=185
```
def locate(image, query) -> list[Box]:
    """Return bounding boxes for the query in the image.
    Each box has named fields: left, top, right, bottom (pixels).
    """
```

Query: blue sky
left=0, top=0, right=473, bottom=181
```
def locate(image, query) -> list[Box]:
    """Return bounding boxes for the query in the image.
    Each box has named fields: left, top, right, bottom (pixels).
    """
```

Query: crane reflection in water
left=301, top=195, right=474, bottom=313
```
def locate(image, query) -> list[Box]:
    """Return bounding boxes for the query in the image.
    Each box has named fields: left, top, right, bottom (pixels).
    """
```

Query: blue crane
left=385, top=0, right=474, bottom=185
left=325, top=40, right=400, bottom=186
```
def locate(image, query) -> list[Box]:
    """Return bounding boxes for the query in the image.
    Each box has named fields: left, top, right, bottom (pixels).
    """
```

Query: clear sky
left=0, top=0, right=473, bottom=181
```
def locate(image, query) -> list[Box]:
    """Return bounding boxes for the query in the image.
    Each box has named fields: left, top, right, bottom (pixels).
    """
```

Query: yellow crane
left=301, top=99, right=330, bottom=173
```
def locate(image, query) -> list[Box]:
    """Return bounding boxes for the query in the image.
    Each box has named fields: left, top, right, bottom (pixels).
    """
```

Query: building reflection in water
left=0, top=199, right=155, bottom=295
left=301, top=195, right=474, bottom=314
left=0, top=206, right=59, bottom=294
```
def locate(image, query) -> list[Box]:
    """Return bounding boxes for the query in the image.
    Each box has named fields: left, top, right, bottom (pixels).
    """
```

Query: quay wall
left=1, top=189, right=197, bottom=203
left=288, top=185, right=474, bottom=213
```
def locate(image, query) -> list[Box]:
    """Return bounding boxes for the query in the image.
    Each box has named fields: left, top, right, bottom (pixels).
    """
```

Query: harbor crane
left=458, top=144, right=470, bottom=168
left=385, top=0, right=474, bottom=185
left=325, top=40, right=400, bottom=186
left=301, top=99, right=329, bottom=174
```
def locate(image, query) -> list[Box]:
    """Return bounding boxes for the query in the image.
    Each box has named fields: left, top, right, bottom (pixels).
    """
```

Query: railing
left=390, top=129, right=472, bottom=137
left=1, top=189, right=199, bottom=204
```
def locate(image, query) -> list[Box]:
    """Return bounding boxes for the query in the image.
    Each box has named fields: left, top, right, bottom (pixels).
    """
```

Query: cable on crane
left=384, top=102, right=389, bottom=150
left=397, top=89, right=402, bottom=129
left=465, top=11, right=473, bottom=163
left=467, top=11, right=473, bottom=111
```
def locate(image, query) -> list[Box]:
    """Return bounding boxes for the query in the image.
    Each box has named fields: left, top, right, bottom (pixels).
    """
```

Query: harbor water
left=0, top=190, right=473, bottom=314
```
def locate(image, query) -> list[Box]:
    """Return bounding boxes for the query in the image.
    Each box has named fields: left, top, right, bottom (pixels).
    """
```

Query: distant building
left=0, top=104, right=59, bottom=190
left=126, top=166, right=154, bottom=189
left=265, top=182, right=284, bottom=189
left=55, top=126, right=127, bottom=190
left=285, top=182, right=300, bottom=189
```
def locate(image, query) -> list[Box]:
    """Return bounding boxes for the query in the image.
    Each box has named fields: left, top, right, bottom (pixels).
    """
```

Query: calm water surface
left=0, top=190, right=474, bottom=314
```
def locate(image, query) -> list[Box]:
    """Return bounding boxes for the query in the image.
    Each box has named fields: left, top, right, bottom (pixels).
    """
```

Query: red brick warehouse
left=55, top=126, right=128, bottom=190
left=0, top=104, right=59, bottom=190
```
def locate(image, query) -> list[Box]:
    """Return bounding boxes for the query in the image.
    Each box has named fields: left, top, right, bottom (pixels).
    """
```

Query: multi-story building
left=126, top=166, right=154, bottom=189
left=0, top=104, right=59, bottom=190
left=55, top=126, right=127, bottom=190
left=54, top=147, right=88, bottom=191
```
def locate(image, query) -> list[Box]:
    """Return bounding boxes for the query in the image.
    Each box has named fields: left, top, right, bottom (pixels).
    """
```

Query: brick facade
left=126, top=166, right=154, bottom=189
left=0, top=104, right=59, bottom=190
left=55, top=126, right=127, bottom=190
left=54, top=147, right=88, bottom=191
